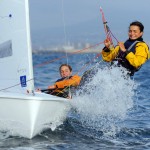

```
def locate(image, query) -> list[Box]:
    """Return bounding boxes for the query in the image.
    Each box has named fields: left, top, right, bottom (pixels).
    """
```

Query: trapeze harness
left=114, top=38, right=149, bottom=76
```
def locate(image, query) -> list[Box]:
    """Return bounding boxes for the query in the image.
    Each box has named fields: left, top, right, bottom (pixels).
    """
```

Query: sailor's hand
left=104, top=39, right=111, bottom=48
left=118, top=42, right=126, bottom=52
left=48, top=85, right=56, bottom=89
left=36, top=88, right=41, bottom=92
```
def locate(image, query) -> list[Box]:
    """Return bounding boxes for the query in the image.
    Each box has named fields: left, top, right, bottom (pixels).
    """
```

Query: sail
left=0, top=0, right=34, bottom=93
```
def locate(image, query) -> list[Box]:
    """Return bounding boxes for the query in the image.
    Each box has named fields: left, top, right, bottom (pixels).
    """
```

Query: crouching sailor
left=37, top=64, right=81, bottom=99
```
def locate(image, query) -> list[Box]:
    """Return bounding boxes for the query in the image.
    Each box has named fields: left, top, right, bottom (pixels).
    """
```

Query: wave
left=71, top=65, right=137, bottom=137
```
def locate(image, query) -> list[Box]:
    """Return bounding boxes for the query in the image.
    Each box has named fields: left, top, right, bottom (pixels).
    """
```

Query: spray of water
left=71, top=65, right=137, bottom=137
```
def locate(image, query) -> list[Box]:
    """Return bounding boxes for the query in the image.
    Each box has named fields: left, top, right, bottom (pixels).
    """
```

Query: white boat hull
left=0, top=92, right=70, bottom=139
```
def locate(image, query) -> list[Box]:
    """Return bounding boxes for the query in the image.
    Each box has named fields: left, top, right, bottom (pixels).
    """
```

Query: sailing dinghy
left=0, top=0, right=70, bottom=138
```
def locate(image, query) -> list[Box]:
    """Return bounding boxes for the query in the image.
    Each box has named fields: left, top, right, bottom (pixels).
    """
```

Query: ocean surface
left=0, top=52, right=150, bottom=150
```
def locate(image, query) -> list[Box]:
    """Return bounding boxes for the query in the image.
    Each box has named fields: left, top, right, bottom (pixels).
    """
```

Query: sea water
left=0, top=52, right=150, bottom=150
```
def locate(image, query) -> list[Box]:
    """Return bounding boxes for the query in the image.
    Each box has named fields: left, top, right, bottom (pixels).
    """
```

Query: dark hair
left=59, top=64, right=72, bottom=72
left=129, top=21, right=144, bottom=32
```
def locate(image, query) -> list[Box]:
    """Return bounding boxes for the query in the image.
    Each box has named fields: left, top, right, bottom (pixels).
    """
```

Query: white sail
left=0, top=0, right=34, bottom=93
left=0, top=0, right=70, bottom=139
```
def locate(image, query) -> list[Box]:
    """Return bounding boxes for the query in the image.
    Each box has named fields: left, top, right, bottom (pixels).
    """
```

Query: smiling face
left=128, top=25, right=143, bottom=40
left=60, top=65, right=72, bottom=78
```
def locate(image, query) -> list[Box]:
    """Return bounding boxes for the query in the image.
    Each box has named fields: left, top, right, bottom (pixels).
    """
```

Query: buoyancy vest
left=116, top=37, right=148, bottom=76
left=52, top=76, right=71, bottom=98
left=55, top=76, right=72, bottom=82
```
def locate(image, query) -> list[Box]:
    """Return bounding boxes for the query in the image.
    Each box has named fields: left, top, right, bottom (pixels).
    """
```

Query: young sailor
left=102, top=21, right=150, bottom=76
left=40, top=64, right=81, bottom=98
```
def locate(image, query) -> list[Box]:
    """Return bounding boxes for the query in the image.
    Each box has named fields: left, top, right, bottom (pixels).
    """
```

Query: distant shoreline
left=32, top=48, right=102, bottom=54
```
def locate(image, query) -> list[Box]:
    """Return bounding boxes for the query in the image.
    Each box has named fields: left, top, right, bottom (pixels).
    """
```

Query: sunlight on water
left=71, top=66, right=137, bottom=137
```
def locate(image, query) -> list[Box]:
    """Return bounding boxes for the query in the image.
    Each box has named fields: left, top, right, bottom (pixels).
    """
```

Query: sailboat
left=0, top=0, right=70, bottom=138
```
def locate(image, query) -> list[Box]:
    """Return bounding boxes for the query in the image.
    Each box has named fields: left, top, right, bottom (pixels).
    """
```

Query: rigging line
left=61, top=0, right=67, bottom=45
left=34, top=41, right=104, bottom=68
left=61, top=0, right=71, bottom=96
left=34, top=42, right=104, bottom=98
left=0, top=14, right=12, bottom=19
left=80, top=59, right=104, bottom=79
left=109, top=30, right=119, bottom=43
left=61, top=0, right=69, bottom=65
left=100, top=7, right=120, bottom=45
left=54, top=57, right=103, bottom=98
left=76, top=51, right=103, bottom=75
left=36, top=53, right=104, bottom=97
left=0, top=78, right=34, bottom=92
left=100, top=7, right=114, bottom=46
left=52, top=59, right=105, bottom=97
left=36, top=58, right=104, bottom=97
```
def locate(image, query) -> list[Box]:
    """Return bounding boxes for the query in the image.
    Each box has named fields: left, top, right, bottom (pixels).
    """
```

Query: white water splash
left=71, top=66, right=137, bottom=137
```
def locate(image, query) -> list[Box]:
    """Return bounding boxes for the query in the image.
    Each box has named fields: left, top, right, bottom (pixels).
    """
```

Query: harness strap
left=126, top=41, right=140, bottom=51
left=127, top=41, right=149, bottom=60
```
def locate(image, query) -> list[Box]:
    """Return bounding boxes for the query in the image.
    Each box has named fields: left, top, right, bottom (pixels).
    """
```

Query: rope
left=109, top=30, right=119, bottom=43
left=76, top=52, right=102, bottom=75
left=0, top=21, right=119, bottom=93
left=61, top=0, right=72, bottom=95
left=0, top=43, right=104, bottom=92
left=51, top=51, right=104, bottom=98
left=61, top=0, right=67, bottom=46
left=0, top=78, right=34, bottom=92
left=34, top=41, right=104, bottom=68
left=0, top=7, right=120, bottom=93
left=0, top=14, right=12, bottom=19
left=100, top=7, right=119, bottom=45
left=61, top=0, right=69, bottom=65
left=100, top=7, right=114, bottom=46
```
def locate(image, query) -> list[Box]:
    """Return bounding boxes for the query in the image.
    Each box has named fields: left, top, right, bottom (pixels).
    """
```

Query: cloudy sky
left=29, top=0, right=150, bottom=48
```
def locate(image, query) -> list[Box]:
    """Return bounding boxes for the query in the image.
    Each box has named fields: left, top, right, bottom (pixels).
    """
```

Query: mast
left=25, top=0, right=34, bottom=92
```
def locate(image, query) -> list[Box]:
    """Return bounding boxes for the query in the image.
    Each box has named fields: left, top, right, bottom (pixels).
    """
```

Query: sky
left=29, top=0, right=150, bottom=49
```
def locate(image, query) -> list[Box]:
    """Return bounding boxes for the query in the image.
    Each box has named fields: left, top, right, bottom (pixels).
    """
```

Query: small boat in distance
left=0, top=0, right=70, bottom=138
